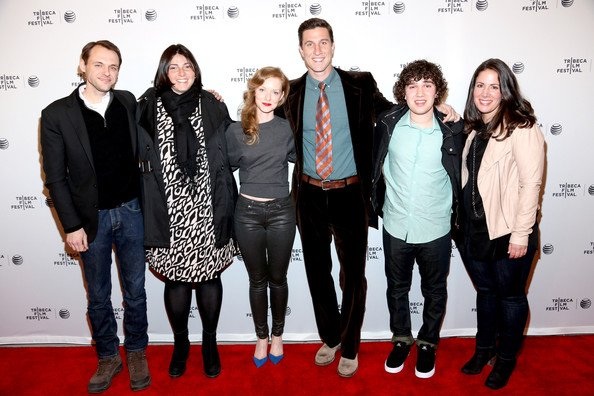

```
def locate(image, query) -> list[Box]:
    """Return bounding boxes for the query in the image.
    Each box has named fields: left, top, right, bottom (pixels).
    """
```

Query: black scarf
left=160, top=85, right=201, bottom=179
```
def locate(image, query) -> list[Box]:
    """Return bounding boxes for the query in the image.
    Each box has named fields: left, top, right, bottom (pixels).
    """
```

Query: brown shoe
left=127, top=350, right=151, bottom=391
left=314, top=343, right=340, bottom=366
left=337, top=355, right=358, bottom=378
left=88, top=355, right=123, bottom=393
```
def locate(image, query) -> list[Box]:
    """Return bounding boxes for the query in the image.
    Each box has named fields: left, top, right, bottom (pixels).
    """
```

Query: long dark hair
left=464, top=58, right=536, bottom=139
left=153, top=44, right=202, bottom=95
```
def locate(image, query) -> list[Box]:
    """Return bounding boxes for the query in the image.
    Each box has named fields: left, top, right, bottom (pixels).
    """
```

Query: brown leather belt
left=301, top=174, right=360, bottom=190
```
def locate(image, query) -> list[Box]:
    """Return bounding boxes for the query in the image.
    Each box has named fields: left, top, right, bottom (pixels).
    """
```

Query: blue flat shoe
left=253, top=355, right=268, bottom=368
left=269, top=353, right=284, bottom=365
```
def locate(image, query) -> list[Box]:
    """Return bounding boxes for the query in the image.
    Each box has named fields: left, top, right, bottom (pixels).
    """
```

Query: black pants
left=234, top=195, right=296, bottom=339
left=297, top=182, right=368, bottom=359
left=383, top=230, right=451, bottom=345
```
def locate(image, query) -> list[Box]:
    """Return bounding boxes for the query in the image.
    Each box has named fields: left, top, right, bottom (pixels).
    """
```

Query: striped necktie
left=315, top=82, right=333, bottom=180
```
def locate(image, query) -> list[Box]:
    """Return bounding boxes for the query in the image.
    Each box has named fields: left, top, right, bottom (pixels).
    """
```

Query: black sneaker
left=415, top=344, right=436, bottom=378
left=384, top=341, right=411, bottom=373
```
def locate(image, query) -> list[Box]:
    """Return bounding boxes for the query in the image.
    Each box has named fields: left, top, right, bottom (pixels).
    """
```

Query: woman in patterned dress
left=138, top=44, right=237, bottom=379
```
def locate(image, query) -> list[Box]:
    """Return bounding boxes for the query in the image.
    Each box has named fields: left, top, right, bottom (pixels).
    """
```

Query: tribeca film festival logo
left=0, top=75, right=20, bottom=91
left=556, top=58, right=591, bottom=75
left=10, top=195, right=43, bottom=210
left=26, top=307, right=52, bottom=320
left=290, top=248, right=303, bottom=263
left=108, top=8, right=139, bottom=24
left=584, top=241, right=594, bottom=256
left=190, top=4, right=239, bottom=21
left=230, top=67, right=257, bottom=84
left=409, top=301, right=423, bottom=315
left=366, top=245, right=382, bottom=261
left=355, top=2, right=389, bottom=17
left=437, top=0, right=471, bottom=14
left=53, top=252, right=79, bottom=267
left=551, top=183, right=582, bottom=198
left=26, top=9, right=58, bottom=26
left=1, top=75, right=41, bottom=91
left=272, top=2, right=303, bottom=19
left=521, top=0, right=550, bottom=12
left=544, top=297, right=589, bottom=312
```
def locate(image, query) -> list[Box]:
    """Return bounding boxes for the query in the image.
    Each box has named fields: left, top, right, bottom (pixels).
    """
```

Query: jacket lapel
left=65, top=89, right=95, bottom=172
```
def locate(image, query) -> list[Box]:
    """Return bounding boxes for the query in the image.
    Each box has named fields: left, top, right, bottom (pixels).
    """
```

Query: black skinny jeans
left=234, top=194, right=296, bottom=339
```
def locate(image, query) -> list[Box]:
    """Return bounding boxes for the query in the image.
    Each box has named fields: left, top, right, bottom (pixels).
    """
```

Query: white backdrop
left=0, top=0, right=593, bottom=345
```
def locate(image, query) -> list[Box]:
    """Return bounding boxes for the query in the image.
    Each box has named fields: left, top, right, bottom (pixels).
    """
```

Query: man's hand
left=436, top=103, right=461, bottom=123
left=207, top=89, right=224, bottom=102
left=66, top=228, right=89, bottom=252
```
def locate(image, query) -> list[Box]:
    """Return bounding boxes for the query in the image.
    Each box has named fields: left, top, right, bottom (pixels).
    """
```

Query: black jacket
left=371, top=105, right=466, bottom=237
left=40, top=87, right=139, bottom=243
left=137, top=87, right=237, bottom=248
left=277, top=68, right=393, bottom=229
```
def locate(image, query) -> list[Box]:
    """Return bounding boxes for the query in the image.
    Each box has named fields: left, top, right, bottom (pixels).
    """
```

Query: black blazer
left=278, top=68, right=393, bottom=228
left=40, top=87, right=139, bottom=243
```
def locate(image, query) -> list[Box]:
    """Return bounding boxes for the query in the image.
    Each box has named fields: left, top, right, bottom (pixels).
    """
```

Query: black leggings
left=164, top=277, right=222, bottom=336
left=234, top=195, right=296, bottom=339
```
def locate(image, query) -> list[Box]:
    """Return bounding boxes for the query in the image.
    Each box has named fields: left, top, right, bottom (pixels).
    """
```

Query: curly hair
left=393, top=59, right=447, bottom=105
left=463, top=58, right=536, bottom=139
left=241, top=66, right=290, bottom=145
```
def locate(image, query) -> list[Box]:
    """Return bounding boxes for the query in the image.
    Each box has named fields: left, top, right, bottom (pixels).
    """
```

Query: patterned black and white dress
left=147, top=98, right=235, bottom=283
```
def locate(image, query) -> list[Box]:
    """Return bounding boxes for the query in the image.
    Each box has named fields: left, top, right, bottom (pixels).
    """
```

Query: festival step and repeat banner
left=1, top=0, right=593, bottom=344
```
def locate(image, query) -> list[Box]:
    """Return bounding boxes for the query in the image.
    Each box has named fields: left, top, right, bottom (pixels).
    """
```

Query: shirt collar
left=398, top=109, right=439, bottom=134
left=306, top=67, right=338, bottom=90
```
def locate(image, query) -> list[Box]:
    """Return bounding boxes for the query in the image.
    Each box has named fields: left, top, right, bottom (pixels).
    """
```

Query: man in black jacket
left=279, top=18, right=393, bottom=377
left=40, top=40, right=150, bottom=393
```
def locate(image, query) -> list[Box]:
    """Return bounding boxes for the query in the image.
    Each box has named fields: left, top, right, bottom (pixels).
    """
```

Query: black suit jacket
left=279, top=68, right=393, bottom=228
left=40, top=86, right=139, bottom=243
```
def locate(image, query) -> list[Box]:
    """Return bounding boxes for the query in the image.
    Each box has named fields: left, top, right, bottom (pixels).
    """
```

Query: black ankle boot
left=485, top=356, right=516, bottom=390
left=169, top=331, right=190, bottom=378
left=202, top=331, right=221, bottom=378
left=461, top=347, right=496, bottom=375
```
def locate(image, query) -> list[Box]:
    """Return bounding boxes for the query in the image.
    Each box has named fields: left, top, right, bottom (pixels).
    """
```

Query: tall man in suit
left=279, top=18, right=393, bottom=377
left=40, top=40, right=150, bottom=393
left=280, top=18, right=459, bottom=378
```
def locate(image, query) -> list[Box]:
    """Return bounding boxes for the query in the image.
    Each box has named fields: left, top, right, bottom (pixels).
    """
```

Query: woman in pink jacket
left=459, top=58, right=545, bottom=390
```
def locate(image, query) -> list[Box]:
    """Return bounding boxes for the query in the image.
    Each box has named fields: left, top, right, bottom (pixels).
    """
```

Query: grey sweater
left=226, top=116, right=295, bottom=198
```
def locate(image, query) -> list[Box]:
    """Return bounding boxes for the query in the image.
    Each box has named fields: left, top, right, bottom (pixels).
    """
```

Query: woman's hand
left=508, top=243, right=527, bottom=259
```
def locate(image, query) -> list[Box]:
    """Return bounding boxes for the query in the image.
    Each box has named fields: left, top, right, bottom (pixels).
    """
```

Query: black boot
left=202, top=331, right=221, bottom=378
left=169, top=330, right=190, bottom=378
left=461, top=347, right=496, bottom=375
left=485, top=356, right=516, bottom=390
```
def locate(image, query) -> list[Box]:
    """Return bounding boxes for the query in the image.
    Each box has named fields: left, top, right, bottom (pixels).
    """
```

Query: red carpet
left=1, top=336, right=593, bottom=395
